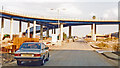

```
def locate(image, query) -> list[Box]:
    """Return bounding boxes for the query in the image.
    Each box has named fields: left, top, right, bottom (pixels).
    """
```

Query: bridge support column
left=19, top=21, right=22, bottom=38
left=54, top=28, right=56, bottom=34
left=60, top=23, right=63, bottom=41
left=33, top=21, right=36, bottom=38
left=10, top=18, right=13, bottom=40
left=92, top=23, right=96, bottom=41
left=27, top=22, right=30, bottom=38
left=91, top=24, right=93, bottom=39
left=40, top=24, right=43, bottom=40
left=109, top=33, right=112, bottom=39
left=1, top=18, right=4, bottom=40
left=47, top=27, right=49, bottom=37
left=118, top=24, right=120, bottom=51
left=69, top=26, right=72, bottom=38
left=52, top=28, right=54, bottom=34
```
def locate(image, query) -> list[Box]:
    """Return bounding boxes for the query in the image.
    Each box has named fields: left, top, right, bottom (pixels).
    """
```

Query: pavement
left=101, top=52, right=119, bottom=66
left=88, top=41, right=119, bottom=66
left=1, top=39, right=118, bottom=67
left=0, top=51, right=2, bottom=68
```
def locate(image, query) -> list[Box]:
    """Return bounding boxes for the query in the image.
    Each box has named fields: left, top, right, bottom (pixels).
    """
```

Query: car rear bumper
left=14, top=57, right=43, bottom=61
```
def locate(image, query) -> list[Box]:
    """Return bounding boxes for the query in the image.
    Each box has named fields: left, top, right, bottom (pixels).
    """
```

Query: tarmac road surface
left=2, top=39, right=116, bottom=67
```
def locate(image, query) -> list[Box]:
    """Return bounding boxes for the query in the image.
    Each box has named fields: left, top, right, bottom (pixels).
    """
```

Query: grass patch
left=96, top=42, right=109, bottom=48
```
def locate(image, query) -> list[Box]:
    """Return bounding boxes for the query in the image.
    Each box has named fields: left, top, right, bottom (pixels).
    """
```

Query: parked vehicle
left=14, top=42, right=49, bottom=65
left=44, top=41, right=52, bottom=46
left=73, top=36, right=78, bottom=40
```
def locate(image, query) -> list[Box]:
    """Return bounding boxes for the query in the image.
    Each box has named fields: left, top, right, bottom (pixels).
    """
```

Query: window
left=20, top=43, right=41, bottom=49
left=41, top=43, right=46, bottom=49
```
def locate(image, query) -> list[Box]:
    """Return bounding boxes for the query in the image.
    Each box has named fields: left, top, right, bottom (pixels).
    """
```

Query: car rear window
left=19, top=43, right=41, bottom=49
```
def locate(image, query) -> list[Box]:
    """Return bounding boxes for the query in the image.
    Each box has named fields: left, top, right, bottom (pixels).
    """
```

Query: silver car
left=14, top=42, right=49, bottom=65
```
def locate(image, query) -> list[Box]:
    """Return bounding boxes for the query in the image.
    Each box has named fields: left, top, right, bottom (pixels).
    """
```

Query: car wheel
left=17, top=60, right=22, bottom=65
left=41, top=56, right=45, bottom=65
left=46, top=53, right=49, bottom=61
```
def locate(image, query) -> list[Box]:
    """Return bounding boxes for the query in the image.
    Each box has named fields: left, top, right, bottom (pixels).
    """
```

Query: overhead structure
left=0, top=10, right=120, bottom=41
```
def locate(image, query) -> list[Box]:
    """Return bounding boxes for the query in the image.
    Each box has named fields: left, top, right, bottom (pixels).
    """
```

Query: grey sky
left=0, top=0, right=119, bottom=37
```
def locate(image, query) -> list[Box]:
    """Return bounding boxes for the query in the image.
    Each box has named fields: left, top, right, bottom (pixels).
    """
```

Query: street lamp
left=92, top=16, right=96, bottom=20
left=50, top=8, right=66, bottom=40
left=50, top=8, right=66, bottom=28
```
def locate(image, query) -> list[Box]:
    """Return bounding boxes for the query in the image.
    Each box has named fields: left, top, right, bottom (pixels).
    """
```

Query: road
left=2, top=39, right=115, bottom=66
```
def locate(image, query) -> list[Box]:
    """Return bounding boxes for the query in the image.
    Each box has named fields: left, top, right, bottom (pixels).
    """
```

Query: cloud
left=57, top=3, right=82, bottom=18
left=1, top=0, right=77, bottom=3
left=1, top=2, right=118, bottom=20
left=103, top=7, right=118, bottom=19
left=1, top=0, right=119, bottom=3
left=103, top=14, right=109, bottom=18
left=112, top=7, right=118, bottom=16
left=89, top=12, right=96, bottom=16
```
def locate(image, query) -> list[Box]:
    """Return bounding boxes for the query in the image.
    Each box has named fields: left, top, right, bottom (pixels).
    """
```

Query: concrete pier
left=69, top=26, right=72, bottom=38
left=10, top=18, right=13, bottom=40
left=19, top=20, right=22, bottom=38
left=27, top=22, right=30, bottom=38
left=40, top=24, right=43, bottom=40
left=33, top=21, right=36, bottom=38
left=92, top=23, right=96, bottom=41
left=1, top=18, right=4, bottom=40
left=60, top=23, right=63, bottom=41
left=47, top=27, right=49, bottom=37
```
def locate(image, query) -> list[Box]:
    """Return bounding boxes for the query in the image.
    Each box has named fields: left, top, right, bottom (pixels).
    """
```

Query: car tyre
left=41, top=56, right=45, bottom=65
left=46, top=53, right=49, bottom=61
left=17, top=60, right=22, bottom=65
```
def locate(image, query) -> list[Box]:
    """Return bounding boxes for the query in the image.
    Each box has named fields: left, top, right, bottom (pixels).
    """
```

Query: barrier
left=2, top=37, right=39, bottom=53
left=13, top=37, right=39, bottom=49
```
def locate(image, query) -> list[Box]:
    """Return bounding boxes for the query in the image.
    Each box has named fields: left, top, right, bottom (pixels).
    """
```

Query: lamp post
left=50, top=8, right=66, bottom=40
left=50, top=8, right=66, bottom=28
left=92, top=16, right=96, bottom=41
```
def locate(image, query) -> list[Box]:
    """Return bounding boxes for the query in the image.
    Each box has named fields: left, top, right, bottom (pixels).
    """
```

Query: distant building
left=86, top=32, right=119, bottom=40
left=106, top=32, right=118, bottom=39
left=86, top=34, right=107, bottom=39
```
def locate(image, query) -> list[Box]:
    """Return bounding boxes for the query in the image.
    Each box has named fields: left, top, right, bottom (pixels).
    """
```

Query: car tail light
left=34, top=54, right=41, bottom=57
left=46, top=42, right=50, bottom=44
left=14, top=53, right=21, bottom=56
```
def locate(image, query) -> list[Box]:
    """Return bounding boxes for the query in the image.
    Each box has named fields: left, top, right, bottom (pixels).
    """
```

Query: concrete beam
left=1, top=18, right=4, bottom=40
left=19, top=20, right=22, bottom=38
left=27, top=22, right=30, bottom=38
left=69, top=26, right=72, bottom=38
left=40, top=24, right=43, bottom=40
left=33, top=21, right=36, bottom=38
left=60, top=23, right=63, bottom=41
left=10, top=18, right=13, bottom=40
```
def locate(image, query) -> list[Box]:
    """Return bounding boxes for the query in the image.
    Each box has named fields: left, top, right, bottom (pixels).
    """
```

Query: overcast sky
left=0, top=0, right=119, bottom=37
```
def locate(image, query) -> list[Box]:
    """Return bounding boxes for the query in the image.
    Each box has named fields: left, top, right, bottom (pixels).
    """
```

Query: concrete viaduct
left=0, top=10, right=120, bottom=42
